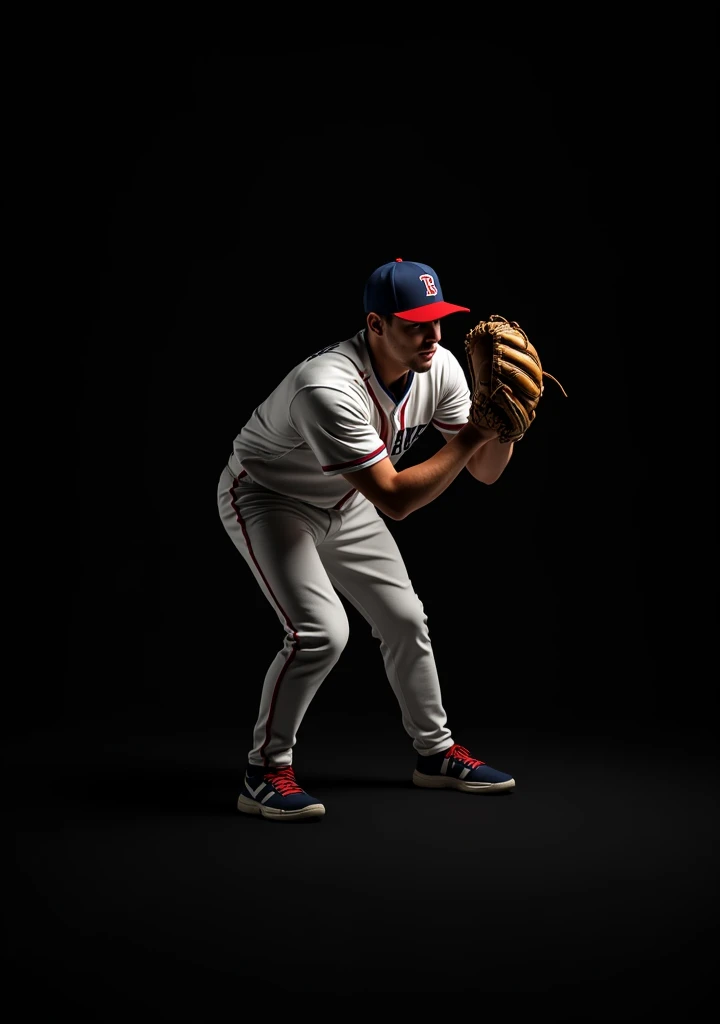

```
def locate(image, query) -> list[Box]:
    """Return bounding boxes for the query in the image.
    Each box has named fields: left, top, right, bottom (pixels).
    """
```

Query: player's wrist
left=462, top=420, right=498, bottom=445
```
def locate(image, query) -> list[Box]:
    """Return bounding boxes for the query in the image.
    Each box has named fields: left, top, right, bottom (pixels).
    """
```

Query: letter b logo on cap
left=419, top=274, right=438, bottom=297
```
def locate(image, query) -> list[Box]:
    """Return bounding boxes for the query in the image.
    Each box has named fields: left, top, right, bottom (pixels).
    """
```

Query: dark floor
left=9, top=707, right=718, bottom=1019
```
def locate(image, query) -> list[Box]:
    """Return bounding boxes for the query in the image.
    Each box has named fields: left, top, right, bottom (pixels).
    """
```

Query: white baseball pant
left=217, top=458, right=454, bottom=767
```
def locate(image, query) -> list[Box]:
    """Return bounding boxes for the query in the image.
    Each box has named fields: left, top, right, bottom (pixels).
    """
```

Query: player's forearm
left=465, top=437, right=515, bottom=484
left=390, top=423, right=494, bottom=518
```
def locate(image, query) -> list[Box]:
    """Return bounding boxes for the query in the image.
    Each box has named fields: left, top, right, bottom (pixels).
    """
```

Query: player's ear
left=366, top=312, right=384, bottom=336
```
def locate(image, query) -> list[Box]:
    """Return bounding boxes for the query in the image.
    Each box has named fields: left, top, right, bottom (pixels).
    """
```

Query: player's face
left=381, top=316, right=443, bottom=374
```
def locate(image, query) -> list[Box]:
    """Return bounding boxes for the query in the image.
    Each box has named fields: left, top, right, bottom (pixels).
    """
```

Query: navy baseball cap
left=363, top=258, right=470, bottom=321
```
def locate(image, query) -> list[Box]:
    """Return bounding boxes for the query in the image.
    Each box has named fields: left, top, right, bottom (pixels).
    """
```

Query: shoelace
left=446, top=744, right=485, bottom=768
left=266, top=765, right=304, bottom=796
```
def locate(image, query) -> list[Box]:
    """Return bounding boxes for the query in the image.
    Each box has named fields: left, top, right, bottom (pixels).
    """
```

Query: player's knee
left=299, top=611, right=350, bottom=663
left=385, top=608, right=432, bottom=648
left=396, top=597, right=430, bottom=634
left=328, top=614, right=351, bottom=661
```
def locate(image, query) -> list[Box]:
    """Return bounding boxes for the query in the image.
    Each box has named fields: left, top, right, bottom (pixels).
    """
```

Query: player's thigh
left=221, top=482, right=347, bottom=634
left=322, top=503, right=423, bottom=623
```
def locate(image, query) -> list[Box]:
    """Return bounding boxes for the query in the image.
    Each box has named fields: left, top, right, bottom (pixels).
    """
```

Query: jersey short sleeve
left=430, top=348, right=472, bottom=435
left=289, top=384, right=387, bottom=476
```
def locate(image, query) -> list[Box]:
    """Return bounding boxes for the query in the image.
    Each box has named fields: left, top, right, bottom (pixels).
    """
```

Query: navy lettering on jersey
left=306, top=343, right=342, bottom=361
left=390, top=424, right=429, bottom=455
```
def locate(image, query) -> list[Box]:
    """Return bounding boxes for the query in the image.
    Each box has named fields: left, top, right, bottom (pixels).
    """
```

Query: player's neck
left=366, top=330, right=409, bottom=395
left=389, top=373, right=409, bottom=398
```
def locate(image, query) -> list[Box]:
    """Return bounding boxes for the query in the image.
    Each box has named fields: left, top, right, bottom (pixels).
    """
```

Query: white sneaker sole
left=237, top=793, right=326, bottom=821
left=412, top=771, right=515, bottom=793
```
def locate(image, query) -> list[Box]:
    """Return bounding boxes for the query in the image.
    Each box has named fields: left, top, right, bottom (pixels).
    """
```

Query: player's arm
left=431, top=350, right=514, bottom=489
left=343, top=421, right=496, bottom=521
left=458, top=434, right=515, bottom=484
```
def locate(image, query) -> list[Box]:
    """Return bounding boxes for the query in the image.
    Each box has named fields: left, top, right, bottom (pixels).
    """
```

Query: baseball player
left=217, top=258, right=516, bottom=821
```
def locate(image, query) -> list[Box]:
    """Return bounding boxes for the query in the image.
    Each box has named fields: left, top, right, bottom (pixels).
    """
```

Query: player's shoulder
left=294, top=331, right=368, bottom=387
left=433, top=341, right=465, bottom=376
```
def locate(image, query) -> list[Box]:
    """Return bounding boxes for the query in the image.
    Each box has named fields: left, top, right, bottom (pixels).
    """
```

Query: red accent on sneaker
left=445, top=744, right=486, bottom=768
left=266, top=766, right=304, bottom=796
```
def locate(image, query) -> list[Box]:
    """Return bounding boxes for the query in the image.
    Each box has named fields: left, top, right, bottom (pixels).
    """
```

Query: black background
left=13, top=33, right=718, bottom=1017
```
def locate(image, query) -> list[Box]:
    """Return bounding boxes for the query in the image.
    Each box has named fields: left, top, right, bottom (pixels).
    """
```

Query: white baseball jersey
left=231, top=328, right=472, bottom=510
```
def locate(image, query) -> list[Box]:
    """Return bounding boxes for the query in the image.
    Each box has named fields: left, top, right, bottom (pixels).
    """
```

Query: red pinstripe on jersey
left=432, top=417, right=464, bottom=432
left=321, top=442, right=386, bottom=473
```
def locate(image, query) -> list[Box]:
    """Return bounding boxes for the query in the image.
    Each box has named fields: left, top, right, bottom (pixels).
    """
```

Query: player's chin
left=415, top=351, right=436, bottom=370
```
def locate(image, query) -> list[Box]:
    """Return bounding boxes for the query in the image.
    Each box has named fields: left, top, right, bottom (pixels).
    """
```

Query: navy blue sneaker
left=237, top=764, right=326, bottom=822
left=413, top=743, right=515, bottom=793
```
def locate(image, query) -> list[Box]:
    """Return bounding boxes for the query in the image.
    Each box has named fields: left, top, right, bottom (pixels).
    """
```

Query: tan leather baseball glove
left=464, top=315, right=567, bottom=442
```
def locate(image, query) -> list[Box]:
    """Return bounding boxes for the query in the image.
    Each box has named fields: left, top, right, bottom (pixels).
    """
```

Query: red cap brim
left=394, top=302, right=471, bottom=322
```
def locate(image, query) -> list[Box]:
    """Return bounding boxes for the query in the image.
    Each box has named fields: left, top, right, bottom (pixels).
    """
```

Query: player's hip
left=217, top=460, right=331, bottom=538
